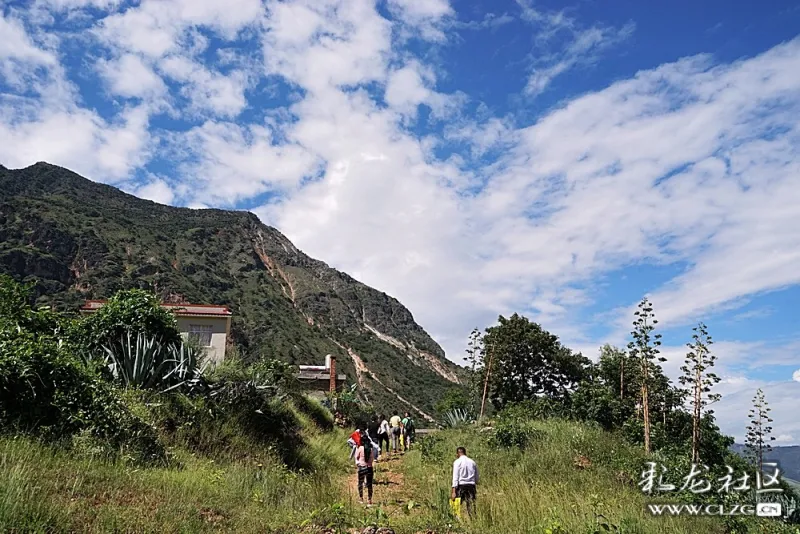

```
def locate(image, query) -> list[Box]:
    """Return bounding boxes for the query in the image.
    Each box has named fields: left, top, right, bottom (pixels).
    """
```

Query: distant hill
left=0, top=162, right=464, bottom=420
left=731, top=443, right=800, bottom=481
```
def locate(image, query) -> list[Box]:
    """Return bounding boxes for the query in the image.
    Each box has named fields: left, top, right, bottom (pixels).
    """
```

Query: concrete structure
left=80, top=300, right=232, bottom=365
left=297, top=355, right=347, bottom=399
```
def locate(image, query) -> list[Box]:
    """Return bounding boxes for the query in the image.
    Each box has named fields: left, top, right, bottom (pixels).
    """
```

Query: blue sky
left=1, top=0, right=799, bottom=443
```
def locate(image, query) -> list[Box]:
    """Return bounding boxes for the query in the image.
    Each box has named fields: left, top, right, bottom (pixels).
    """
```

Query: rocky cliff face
left=0, top=162, right=463, bottom=419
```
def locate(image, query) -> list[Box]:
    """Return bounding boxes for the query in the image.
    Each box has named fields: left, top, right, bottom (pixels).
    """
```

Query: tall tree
left=745, top=388, right=775, bottom=472
left=483, top=314, right=590, bottom=410
left=464, top=327, right=484, bottom=413
left=479, top=340, right=494, bottom=420
left=679, top=322, right=721, bottom=463
left=627, top=298, right=665, bottom=454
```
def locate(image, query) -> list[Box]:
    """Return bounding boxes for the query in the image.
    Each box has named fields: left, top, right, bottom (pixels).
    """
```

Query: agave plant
left=101, top=331, right=207, bottom=392
left=161, top=342, right=209, bottom=393
left=442, top=407, right=474, bottom=429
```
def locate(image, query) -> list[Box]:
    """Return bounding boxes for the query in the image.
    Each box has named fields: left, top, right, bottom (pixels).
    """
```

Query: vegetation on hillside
left=2, top=275, right=799, bottom=532
left=435, top=299, right=799, bottom=531
left=0, top=162, right=464, bottom=418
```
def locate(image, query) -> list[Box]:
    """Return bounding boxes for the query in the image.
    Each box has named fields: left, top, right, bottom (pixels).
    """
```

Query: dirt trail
left=344, top=452, right=409, bottom=508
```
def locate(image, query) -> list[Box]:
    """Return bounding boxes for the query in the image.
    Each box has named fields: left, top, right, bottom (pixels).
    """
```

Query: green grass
left=0, top=430, right=353, bottom=533
left=384, top=420, right=793, bottom=534
left=3, top=417, right=797, bottom=533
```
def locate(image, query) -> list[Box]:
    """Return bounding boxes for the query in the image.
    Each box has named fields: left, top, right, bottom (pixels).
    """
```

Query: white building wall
left=176, top=316, right=229, bottom=365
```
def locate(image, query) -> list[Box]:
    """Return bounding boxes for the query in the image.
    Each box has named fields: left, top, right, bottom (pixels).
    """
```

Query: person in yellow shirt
left=389, top=412, right=402, bottom=453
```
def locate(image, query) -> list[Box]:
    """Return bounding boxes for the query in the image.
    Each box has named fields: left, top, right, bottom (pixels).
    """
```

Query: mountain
left=730, top=444, right=800, bottom=482
left=0, top=162, right=463, bottom=421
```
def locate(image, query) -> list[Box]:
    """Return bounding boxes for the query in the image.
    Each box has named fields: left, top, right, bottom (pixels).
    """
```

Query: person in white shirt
left=377, top=414, right=390, bottom=456
left=451, top=446, right=478, bottom=515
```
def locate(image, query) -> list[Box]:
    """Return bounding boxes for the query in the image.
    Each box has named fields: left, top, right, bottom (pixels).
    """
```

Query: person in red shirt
left=354, top=430, right=376, bottom=505
left=347, top=427, right=361, bottom=460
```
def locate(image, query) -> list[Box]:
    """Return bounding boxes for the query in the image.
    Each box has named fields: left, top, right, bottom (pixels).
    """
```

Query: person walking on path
left=367, top=416, right=382, bottom=461
left=451, top=446, right=479, bottom=516
left=402, top=412, right=415, bottom=450
left=347, top=427, right=361, bottom=460
left=389, top=412, right=402, bottom=453
left=377, top=414, right=390, bottom=457
left=355, top=430, right=376, bottom=505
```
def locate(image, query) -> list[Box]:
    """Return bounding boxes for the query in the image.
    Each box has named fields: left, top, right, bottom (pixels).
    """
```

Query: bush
left=489, top=418, right=543, bottom=449
left=0, top=275, right=71, bottom=338
left=441, top=407, right=473, bottom=429
left=326, top=384, right=374, bottom=427
left=488, top=402, right=547, bottom=449
left=418, top=432, right=446, bottom=462
left=98, top=331, right=207, bottom=392
left=75, top=289, right=181, bottom=353
left=0, top=276, right=165, bottom=464
left=0, top=329, right=165, bottom=464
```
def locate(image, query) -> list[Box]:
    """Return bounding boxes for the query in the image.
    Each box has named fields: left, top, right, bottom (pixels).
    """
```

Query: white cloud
left=160, top=56, right=249, bottom=117
left=0, top=103, right=152, bottom=183
left=98, top=54, right=167, bottom=99
left=132, top=176, right=175, bottom=204
left=174, top=121, right=320, bottom=205
left=0, top=15, right=56, bottom=64
left=454, top=12, right=514, bottom=31
left=793, top=369, right=800, bottom=383
left=386, top=0, right=453, bottom=41
left=514, top=0, right=634, bottom=97
left=2, top=0, right=800, bottom=442
left=34, top=0, right=118, bottom=9
left=96, top=0, right=263, bottom=58
left=0, top=13, right=58, bottom=92
left=384, top=61, right=434, bottom=116
left=263, top=0, right=392, bottom=93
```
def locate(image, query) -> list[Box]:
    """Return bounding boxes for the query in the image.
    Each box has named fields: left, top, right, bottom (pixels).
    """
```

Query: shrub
left=326, top=384, right=374, bottom=427
left=0, top=329, right=165, bottom=464
left=488, top=402, right=547, bottom=449
left=418, top=432, right=446, bottom=462
left=441, top=407, right=473, bottom=429
left=98, top=331, right=207, bottom=392
left=0, top=276, right=165, bottom=464
left=75, top=289, right=180, bottom=353
left=490, top=418, right=543, bottom=449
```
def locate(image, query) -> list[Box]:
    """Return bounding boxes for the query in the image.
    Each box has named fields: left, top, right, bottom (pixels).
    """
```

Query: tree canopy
left=483, top=313, right=591, bottom=410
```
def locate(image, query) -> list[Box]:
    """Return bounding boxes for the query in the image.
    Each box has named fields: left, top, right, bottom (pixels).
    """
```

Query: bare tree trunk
left=642, top=382, right=651, bottom=454
left=644, top=342, right=650, bottom=453
left=757, top=412, right=763, bottom=473
left=620, top=358, right=625, bottom=400
left=692, top=366, right=701, bottom=463
left=479, top=345, right=494, bottom=420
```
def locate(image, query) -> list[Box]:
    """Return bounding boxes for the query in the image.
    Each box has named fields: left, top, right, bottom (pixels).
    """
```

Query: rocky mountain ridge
left=0, top=162, right=463, bottom=418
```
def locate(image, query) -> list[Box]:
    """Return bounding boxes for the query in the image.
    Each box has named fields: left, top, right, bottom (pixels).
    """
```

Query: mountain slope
left=731, top=444, right=800, bottom=481
left=0, top=162, right=463, bottom=419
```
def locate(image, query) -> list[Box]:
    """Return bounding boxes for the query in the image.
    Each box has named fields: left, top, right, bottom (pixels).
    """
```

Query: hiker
left=355, top=429, right=376, bottom=505
left=347, top=427, right=361, bottom=460
left=365, top=419, right=382, bottom=461
left=451, top=446, right=478, bottom=516
left=402, top=411, right=415, bottom=450
left=377, top=414, right=390, bottom=455
left=389, top=412, right=402, bottom=453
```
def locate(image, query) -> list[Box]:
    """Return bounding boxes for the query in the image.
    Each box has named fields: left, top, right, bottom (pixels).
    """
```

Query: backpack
left=405, top=418, right=415, bottom=435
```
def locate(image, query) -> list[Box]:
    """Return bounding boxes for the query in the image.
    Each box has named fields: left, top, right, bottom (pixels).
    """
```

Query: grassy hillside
left=393, top=421, right=726, bottom=534
left=0, top=162, right=464, bottom=418
left=0, top=406, right=352, bottom=533
left=7, top=415, right=793, bottom=533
